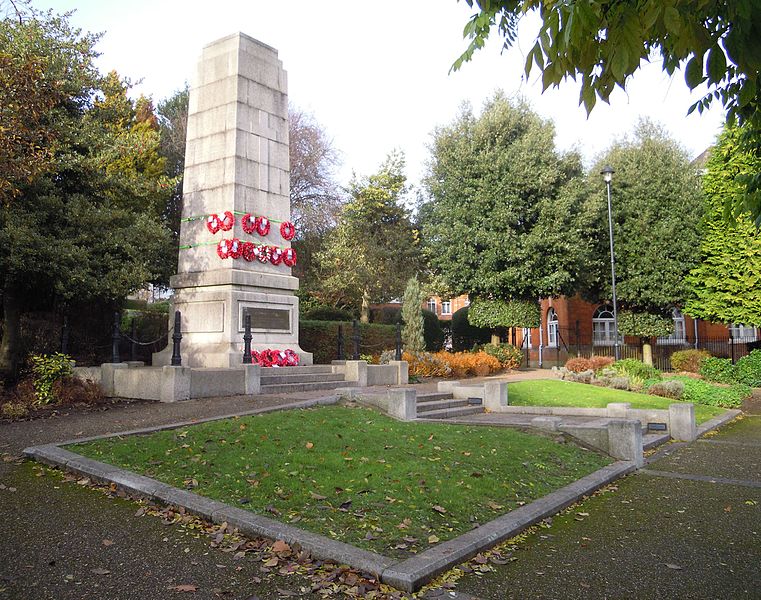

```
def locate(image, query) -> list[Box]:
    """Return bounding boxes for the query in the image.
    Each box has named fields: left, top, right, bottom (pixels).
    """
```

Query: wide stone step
left=416, top=392, right=453, bottom=403
left=260, top=373, right=346, bottom=385
left=416, top=398, right=471, bottom=413
left=417, top=405, right=485, bottom=420
left=260, top=381, right=356, bottom=394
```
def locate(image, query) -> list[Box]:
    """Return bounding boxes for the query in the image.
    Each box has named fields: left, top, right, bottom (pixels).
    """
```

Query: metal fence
left=529, top=326, right=761, bottom=371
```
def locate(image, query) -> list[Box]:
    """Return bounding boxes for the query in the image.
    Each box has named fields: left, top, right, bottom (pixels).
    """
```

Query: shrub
left=422, top=309, right=445, bottom=352
left=672, top=375, right=751, bottom=408
left=400, top=351, right=452, bottom=378
left=609, top=376, right=630, bottom=390
left=1, top=402, right=28, bottom=419
left=29, top=353, right=73, bottom=405
left=51, top=376, right=104, bottom=405
left=734, top=349, right=761, bottom=387
left=565, top=357, right=592, bottom=373
left=613, top=359, right=661, bottom=381
left=647, top=380, right=685, bottom=400
left=434, top=351, right=501, bottom=378
left=699, top=356, right=737, bottom=384
left=670, top=349, right=710, bottom=373
left=450, top=307, right=492, bottom=351
left=301, top=305, right=355, bottom=321
left=370, top=306, right=401, bottom=325
left=588, top=356, right=615, bottom=372
left=477, top=343, right=522, bottom=370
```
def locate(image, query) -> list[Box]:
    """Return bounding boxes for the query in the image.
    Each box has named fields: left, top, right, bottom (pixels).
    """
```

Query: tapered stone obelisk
left=153, top=33, right=312, bottom=367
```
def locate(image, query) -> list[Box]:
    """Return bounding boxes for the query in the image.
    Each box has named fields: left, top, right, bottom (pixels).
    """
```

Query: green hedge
left=451, top=307, right=492, bottom=351
left=299, top=320, right=397, bottom=364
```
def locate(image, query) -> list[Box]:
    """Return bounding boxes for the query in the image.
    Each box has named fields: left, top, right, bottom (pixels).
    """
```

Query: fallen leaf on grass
left=263, top=557, right=279, bottom=568
left=487, top=501, right=503, bottom=511
left=272, top=540, right=291, bottom=555
left=309, top=491, right=327, bottom=501
left=171, top=584, right=198, bottom=592
left=428, top=535, right=440, bottom=544
left=431, top=505, right=447, bottom=515
left=305, top=442, right=314, bottom=449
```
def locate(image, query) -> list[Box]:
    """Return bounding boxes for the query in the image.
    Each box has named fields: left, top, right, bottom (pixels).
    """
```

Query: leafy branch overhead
left=455, top=1, right=760, bottom=122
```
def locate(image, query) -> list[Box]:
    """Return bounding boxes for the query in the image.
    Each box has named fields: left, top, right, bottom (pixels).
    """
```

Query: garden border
left=23, top=399, right=637, bottom=592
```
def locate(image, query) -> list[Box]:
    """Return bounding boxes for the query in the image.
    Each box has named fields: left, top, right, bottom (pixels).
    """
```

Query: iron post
left=352, top=319, right=361, bottom=360
left=130, top=317, right=138, bottom=362
left=242, top=314, right=252, bottom=364
left=171, top=310, right=182, bottom=366
left=111, top=311, right=121, bottom=364
left=395, top=321, right=402, bottom=361
left=337, top=323, right=345, bottom=360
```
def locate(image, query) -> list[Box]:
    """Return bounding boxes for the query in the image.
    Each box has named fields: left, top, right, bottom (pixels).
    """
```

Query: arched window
left=592, top=305, right=618, bottom=346
left=658, top=308, right=686, bottom=345
left=547, top=308, right=558, bottom=348
left=522, top=327, right=532, bottom=349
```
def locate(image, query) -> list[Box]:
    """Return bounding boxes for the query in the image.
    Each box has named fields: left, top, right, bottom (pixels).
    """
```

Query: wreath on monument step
left=252, top=348, right=299, bottom=367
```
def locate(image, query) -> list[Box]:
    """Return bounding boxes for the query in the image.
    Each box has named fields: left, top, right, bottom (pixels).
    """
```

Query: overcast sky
left=40, top=0, right=726, bottom=190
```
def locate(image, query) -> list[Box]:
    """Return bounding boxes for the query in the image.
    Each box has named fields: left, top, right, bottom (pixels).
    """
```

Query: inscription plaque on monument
left=241, top=306, right=291, bottom=331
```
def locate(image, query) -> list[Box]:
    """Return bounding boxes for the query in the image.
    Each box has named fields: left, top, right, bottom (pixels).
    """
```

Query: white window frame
left=592, top=305, right=620, bottom=346
left=729, top=324, right=758, bottom=343
left=426, top=298, right=437, bottom=314
left=657, top=308, right=687, bottom=345
left=547, top=309, right=559, bottom=348
left=522, top=327, right=532, bottom=349
left=441, top=300, right=452, bottom=315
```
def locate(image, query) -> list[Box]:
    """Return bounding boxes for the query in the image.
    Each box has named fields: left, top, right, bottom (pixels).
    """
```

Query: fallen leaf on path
left=90, top=568, right=111, bottom=575
left=665, top=563, right=683, bottom=570
left=272, top=540, right=291, bottom=555
left=171, top=584, right=198, bottom=592
left=101, top=539, right=114, bottom=546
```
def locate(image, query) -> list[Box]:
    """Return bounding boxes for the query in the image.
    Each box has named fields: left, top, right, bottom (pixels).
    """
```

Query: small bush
left=1, top=402, right=29, bottom=419
left=647, top=380, right=685, bottom=400
left=588, top=355, right=615, bottom=372
left=699, top=356, right=737, bottom=384
left=51, top=377, right=103, bottom=405
left=400, top=351, right=452, bottom=378
left=613, top=359, right=661, bottom=382
left=434, top=351, right=501, bottom=378
left=609, top=376, right=630, bottom=390
left=670, top=349, right=710, bottom=373
left=478, top=343, right=522, bottom=370
left=565, top=357, right=592, bottom=373
left=422, top=309, right=445, bottom=352
left=734, top=349, right=761, bottom=387
left=29, top=353, right=73, bottom=405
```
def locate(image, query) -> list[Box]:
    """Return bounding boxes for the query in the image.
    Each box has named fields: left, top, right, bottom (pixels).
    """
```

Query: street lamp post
left=601, top=165, right=620, bottom=361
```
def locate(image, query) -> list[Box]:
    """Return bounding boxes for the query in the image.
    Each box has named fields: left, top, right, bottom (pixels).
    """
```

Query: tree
left=420, top=94, right=590, bottom=332
left=455, top=0, right=761, bottom=222
left=316, top=152, right=420, bottom=322
left=0, top=11, right=175, bottom=379
left=401, top=277, right=425, bottom=352
left=584, top=120, right=704, bottom=361
left=684, top=123, right=761, bottom=326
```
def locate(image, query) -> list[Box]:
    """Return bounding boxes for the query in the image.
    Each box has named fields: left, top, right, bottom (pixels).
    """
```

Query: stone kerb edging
left=22, top=400, right=638, bottom=593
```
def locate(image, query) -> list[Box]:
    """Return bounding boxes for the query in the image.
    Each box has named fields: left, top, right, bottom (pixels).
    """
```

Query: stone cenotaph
left=153, top=33, right=312, bottom=367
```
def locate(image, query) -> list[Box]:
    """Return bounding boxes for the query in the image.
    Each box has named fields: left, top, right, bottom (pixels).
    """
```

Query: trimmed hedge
left=299, top=320, right=397, bottom=364
left=451, top=307, right=492, bottom=351
left=422, top=309, right=445, bottom=351
left=301, top=305, right=355, bottom=321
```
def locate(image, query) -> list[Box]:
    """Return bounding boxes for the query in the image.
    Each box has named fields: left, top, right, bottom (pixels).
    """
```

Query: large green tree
left=316, top=152, right=420, bottom=322
left=685, top=123, right=761, bottom=326
left=455, top=0, right=761, bottom=223
left=585, top=121, right=704, bottom=340
left=420, top=94, right=592, bottom=330
left=0, top=10, right=175, bottom=379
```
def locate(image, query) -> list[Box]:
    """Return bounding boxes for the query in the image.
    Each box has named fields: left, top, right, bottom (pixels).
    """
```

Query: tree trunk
left=642, top=340, right=653, bottom=366
left=360, top=289, right=371, bottom=323
left=0, top=280, right=22, bottom=382
left=490, top=333, right=500, bottom=345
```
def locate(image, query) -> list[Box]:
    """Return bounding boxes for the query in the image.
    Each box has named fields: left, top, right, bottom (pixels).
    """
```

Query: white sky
left=41, top=0, right=726, bottom=189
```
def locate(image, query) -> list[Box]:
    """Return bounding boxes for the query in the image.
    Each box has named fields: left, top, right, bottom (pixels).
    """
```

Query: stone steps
left=261, top=365, right=335, bottom=375
left=416, top=392, right=453, bottom=403
left=417, top=398, right=477, bottom=413
left=260, top=373, right=345, bottom=385
left=418, top=405, right=486, bottom=420
left=260, top=380, right=355, bottom=395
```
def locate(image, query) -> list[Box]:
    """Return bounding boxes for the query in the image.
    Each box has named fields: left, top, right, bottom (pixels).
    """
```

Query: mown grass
left=72, top=405, right=611, bottom=557
left=508, top=379, right=725, bottom=424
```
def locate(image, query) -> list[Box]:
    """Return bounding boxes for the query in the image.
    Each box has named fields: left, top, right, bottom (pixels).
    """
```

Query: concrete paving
left=453, top=414, right=761, bottom=599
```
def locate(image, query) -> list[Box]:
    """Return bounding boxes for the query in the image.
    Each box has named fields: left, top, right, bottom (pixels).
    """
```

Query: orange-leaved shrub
left=402, top=351, right=452, bottom=378
left=588, top=355, right=615, bottom=372
left=565, top=357, right=592, bottom=373
left=434, top=351, right=502, bottom=378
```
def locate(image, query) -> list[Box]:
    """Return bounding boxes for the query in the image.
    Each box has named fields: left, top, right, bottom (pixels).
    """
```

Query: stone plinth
left=153, top=33, right=312, bottom=367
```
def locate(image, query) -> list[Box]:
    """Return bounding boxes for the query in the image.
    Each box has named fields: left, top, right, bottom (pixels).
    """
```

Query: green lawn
left=72, top=405, right=611, bottom=557
left=509, top=379, right=725, bottom=424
